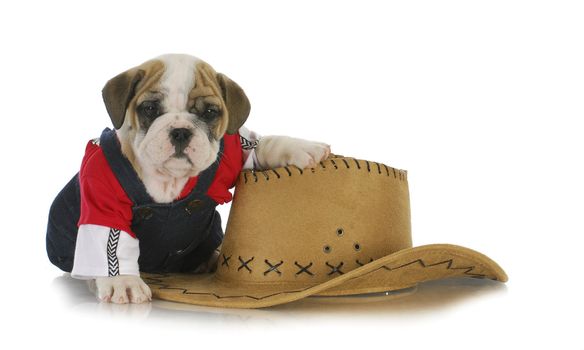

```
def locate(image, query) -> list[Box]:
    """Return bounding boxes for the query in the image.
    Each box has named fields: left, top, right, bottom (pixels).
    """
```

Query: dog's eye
left=138, top=101, right=161, bottom=119
left=200, top=105, right=220, bottom=121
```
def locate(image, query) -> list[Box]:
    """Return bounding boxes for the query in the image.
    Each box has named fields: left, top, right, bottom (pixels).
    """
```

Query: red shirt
left=77, top=133, right=243, bottom=238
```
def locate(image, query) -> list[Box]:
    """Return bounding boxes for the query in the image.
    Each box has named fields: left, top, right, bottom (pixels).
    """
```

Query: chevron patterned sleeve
left=71, top=224, right=140, bottom=279
left=239, top=126, right=261, bottom=170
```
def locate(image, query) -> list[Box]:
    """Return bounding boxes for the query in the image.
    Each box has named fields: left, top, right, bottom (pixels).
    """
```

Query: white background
left=1, top=0, right=583, bottom=348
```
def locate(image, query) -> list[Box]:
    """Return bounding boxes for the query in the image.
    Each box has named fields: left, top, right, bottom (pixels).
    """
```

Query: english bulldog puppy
left=46, top=54, right=330, bottom=304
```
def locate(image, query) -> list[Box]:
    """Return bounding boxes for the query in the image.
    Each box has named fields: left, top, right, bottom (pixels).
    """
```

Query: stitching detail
left=356, top=258, right=374, bottom=267
left=144, top=275, right=313, bottom=301
left=143, top=255, right=491, bottom=301
left=264, top=259, right=284, bottom=276
left=380, top=258, right=486, bottom=278
left=238, top=158, right=407, bottom=184
left=326, top=261, right=345, bottom=275
left=107, top=228, right=121, bottom=276
left=294, top=261, right=314, bottom=276
left=237, top=256, right=254, bottom=273
left=221, top=254, right=231, bottom=268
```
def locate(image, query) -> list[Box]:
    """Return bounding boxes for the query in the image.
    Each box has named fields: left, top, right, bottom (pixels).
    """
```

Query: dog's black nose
left=170, top=128, right=192, bottom=142
left=169, top=128, right=193, bottom=152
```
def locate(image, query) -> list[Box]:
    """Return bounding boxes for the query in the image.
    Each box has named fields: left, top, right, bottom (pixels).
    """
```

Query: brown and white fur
left=94, top=54, right=330, bottom=303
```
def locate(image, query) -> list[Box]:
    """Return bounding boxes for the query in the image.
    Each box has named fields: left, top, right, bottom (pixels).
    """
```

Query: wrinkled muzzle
left=135, top=112, right=219, bottom=178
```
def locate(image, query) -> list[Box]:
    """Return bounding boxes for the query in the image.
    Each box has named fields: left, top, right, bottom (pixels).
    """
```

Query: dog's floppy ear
left=102, top=68, right=145, bottom=129
left=216, top=73, right=251, bottom=134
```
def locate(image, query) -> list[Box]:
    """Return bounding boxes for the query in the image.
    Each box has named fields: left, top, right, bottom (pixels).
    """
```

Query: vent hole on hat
left=354, top=243, right=361, bottom=251
left=323, top=245, right=332, bottom=253
left=336, top=228, right=344, bottom=237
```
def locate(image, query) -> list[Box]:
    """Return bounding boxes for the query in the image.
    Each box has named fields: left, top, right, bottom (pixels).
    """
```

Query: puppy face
left=102, top=54, right=250, bottom=179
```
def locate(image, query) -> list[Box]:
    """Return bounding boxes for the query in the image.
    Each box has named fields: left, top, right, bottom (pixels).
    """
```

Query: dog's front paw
left=255, top=135, right=331, bottom=170
left=94, top=275, right=152, bottom=304
left=287, top=140, right=331, bottom=169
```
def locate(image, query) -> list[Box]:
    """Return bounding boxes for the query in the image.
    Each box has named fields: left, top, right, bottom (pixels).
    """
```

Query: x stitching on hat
left=221, top=254, right=231, bottom=268
left=237, top=256, right=254, bottom=273
left=294, top=261, right=314, bottom=276
left=326, top=261, right=345, bottom=275
left=263, top=259, right=284, bottom=276
left=356, top=258, right=374, bottom=267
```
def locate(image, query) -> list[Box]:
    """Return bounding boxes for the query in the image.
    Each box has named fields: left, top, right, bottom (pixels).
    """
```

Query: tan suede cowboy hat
left=142, top=156, right=507, bottom=308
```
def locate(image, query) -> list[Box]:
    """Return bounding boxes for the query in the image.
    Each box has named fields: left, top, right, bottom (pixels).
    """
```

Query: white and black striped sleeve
left=239, top=126, right=262, bottom=170
left=71, top=224, right=140, bottom=279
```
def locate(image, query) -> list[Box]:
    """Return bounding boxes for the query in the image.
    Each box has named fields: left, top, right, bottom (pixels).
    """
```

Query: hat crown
left=216, top=157, right=412, bottom=287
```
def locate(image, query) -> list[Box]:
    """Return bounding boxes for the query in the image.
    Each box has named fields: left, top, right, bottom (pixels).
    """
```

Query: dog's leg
left=191, top=249, right=221, bottom=274
left=93, top=275, right=152, bottom=304
left=255, top=136, right=331, bottom=170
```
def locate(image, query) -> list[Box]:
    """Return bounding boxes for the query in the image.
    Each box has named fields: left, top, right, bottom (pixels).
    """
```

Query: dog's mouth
left=137, top=125, right=218, bottom=179
left=162, top=156, right=195, bottom=177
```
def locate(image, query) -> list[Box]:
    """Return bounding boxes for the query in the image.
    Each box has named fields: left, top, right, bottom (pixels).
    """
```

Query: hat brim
left=141, top=244, right=507, bottom=309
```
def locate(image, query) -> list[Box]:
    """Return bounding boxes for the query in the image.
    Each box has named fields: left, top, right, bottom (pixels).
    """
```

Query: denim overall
left=46, top=128, right=224, bottom=273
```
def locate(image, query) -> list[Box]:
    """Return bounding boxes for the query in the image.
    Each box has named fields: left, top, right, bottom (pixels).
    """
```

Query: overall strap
left=99, top=128, right=153, bottom=206
left=191, top=138, right=224, bottom=195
